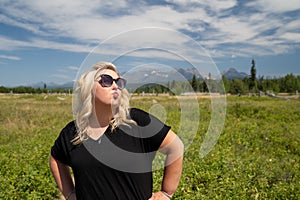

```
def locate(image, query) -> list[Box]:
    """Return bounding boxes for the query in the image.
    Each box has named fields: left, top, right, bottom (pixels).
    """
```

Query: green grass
left=0, top=94, right=299, bottom=199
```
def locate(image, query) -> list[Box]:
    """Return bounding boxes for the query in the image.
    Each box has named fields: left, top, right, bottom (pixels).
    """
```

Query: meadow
left=0, top=94, right=299, bottom=199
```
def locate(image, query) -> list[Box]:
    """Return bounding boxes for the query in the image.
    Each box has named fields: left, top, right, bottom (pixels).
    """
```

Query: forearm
left=49, top=155, right=75, bottom=199
left=161, top=134, right=184, bottom=196
left=155, top=131, right=184, bottom=199
left=161, top=154, right=183, bottom=196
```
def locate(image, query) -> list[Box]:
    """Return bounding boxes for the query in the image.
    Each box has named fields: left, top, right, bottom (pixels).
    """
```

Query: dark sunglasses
left=98, top=74, right=127, bottom=90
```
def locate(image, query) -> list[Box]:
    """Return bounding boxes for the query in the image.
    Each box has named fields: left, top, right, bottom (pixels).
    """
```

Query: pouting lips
left=112, top=92, right=119, bottom=98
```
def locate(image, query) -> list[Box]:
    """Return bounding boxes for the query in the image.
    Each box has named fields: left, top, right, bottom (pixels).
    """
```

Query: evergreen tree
left=230, top=79, right=247, bottom=95
left=222, top=75, right=230, bottom=93
left=191, top=74, right=198, bottom=92
left=249, top=58, right=257, bottom=92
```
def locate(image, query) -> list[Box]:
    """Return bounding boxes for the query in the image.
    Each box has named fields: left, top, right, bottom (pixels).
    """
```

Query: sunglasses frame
left=98, top=74, right=127, bottom=90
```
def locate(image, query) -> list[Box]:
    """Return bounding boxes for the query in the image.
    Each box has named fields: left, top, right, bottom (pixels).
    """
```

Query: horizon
left=0, top=1, right=300, bottom=87
left=1, top=66, right=297, bottom=89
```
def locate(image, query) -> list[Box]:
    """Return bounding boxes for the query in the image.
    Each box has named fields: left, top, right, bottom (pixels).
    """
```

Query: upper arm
left=49, top=154, right=69, bottom=173
left=158, top=130, right=184, bottom=155
left=51, top=121, right=75, bottom=166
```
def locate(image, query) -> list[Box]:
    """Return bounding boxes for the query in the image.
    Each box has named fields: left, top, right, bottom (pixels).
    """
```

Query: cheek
left=95, top=87, right=113, bottom=104
left=94, top=87, right=109, bottom=102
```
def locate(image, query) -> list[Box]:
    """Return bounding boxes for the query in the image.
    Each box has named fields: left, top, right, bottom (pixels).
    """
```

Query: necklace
left=87, top=127, right=106, bottom=144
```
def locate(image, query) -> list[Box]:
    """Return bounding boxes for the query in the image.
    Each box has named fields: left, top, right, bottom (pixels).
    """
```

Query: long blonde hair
left=72, top=62, right=135, bottom=145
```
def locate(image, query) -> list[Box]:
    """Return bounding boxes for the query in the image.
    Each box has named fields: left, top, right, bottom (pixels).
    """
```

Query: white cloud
left=280, top=32, right=300, bottom=43
left=0, top=0, right=299, bottom=61
left=0, top=14, right=45, bottom=36
left=204, top=0, right=237, bottom=12
left=0, top=36, right=30, bottom=51
left=29, top=38, right=93, bottom=53
left=247, top=0, right=300, bottom=13
left=0, top=35, right=93, bottom=53
left=283, top=20, right=300, bottom=32
left=0, top=54, right=21, bottom=60
left=275, top=19, right=300, bottom=41
left=166, top=0, right=237, bottom=11
left=68, top=66, right=80, bottom=71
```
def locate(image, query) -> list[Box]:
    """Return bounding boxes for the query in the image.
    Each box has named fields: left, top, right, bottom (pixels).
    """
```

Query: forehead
left=97, top=69, right=119, bottom=78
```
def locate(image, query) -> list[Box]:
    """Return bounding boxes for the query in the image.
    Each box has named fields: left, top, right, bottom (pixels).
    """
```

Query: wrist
left=66, top=189, right=75, bottom=200
left=161, top=190, right=172, bottom=199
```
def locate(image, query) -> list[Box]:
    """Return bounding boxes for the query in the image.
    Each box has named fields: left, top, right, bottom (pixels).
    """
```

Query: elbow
left=166, top=136, right=184, bottom=159
left=177, top=137, right=184, bottom=155
left=49, top=154, right=62, bottom=174
left=172, top=136, right=184, bottom=156
left=49, top=154, right=56, bottom=172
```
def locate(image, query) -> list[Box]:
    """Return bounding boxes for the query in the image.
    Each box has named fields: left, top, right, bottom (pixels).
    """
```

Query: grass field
left=0, top=94, right=299, bottom=199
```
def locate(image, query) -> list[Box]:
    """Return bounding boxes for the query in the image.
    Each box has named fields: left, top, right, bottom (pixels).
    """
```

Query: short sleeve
left=130, top=108, right=171, bottom=152
left=51, top=121, right=76, bottom=166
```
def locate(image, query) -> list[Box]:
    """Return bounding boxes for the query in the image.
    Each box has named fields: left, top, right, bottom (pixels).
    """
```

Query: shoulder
left=130, top=108, right=148, bottom=117
left=129, top=108, right=151, bottom=126
left=60, top=120, right=77, bottom=139
left=63, top=120, right=76, bottom=131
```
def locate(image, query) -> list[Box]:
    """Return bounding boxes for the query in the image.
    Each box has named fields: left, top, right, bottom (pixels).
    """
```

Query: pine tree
left=249, top=58, right=257, bottom=92
left=191, top=74, right=198, bottom=92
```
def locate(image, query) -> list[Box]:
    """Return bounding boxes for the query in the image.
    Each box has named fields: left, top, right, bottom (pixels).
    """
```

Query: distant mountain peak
left=223, top=68, right=248, bottom=79
left=27, top=81, right=74, bottom=89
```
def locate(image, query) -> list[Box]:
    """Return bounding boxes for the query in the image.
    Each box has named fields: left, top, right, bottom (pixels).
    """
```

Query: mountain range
left=25, top=67, right=248, bottom=89
left=28, top=81, right=75, bottom=89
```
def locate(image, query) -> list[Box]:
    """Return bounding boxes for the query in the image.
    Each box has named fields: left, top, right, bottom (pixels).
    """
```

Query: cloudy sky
left=0, top=0, right=300, bottom=87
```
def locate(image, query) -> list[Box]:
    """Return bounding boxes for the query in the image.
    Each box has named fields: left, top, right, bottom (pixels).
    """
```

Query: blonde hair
left=72, top=62, right=135, bottom=145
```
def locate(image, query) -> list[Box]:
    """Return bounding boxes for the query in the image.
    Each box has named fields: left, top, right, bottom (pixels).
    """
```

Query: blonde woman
left=50, top=62, right=184, bottom=200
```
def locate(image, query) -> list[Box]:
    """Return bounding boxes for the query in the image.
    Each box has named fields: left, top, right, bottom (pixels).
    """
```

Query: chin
left=111, top=98, right=121, bottom=107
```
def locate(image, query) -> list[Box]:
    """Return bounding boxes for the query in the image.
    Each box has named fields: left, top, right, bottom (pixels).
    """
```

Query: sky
left=0, top=0, right=300, bottom=87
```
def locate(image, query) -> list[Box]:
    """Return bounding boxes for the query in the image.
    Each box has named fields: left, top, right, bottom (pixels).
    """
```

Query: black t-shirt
left=51, top=108, right=170, bottom=200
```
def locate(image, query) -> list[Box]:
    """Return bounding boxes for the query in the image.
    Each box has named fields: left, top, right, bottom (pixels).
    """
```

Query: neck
left=87, top=103, right=115, bottom=140
left=92, top=101, right=116, bottom=127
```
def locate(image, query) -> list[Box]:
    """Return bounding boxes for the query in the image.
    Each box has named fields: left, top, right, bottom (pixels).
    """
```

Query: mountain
left=25, top=81, right=45, bottom=89
left=27, top=81, right=74, bottom=89
left=122, top=67, right=207, bottom=85
left=23, top=67, right=248, bottom=89
left=222, top=68, right=248, bottom=80
left=176, top=68, right=204, bottom=80
left=57, top=81, right=74, bottom=89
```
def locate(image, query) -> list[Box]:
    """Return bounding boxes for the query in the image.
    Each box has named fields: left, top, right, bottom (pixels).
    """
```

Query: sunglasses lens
left=100, top=75, right=113, bottom=87
left=99, top=74, right=126, bottom=89
left=116, top=78, right=126, bottom=89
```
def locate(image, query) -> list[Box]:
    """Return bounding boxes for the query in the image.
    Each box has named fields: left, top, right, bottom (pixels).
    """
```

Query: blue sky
left=0, top=0, right=300, bottom=87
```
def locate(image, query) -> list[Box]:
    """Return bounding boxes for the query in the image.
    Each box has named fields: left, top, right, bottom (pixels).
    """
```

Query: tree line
left=132, top=59, right=300, bottom=95
left=1, top=59, right=299, bottom=95
left=0, top=86, right=72, bottom=94
left=222, top=73, right=300, bottom=95
left=222, top=59, right=299, bottom=95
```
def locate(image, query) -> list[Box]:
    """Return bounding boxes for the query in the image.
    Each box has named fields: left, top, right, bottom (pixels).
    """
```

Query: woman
left=50, top=62, right=184, bottom=200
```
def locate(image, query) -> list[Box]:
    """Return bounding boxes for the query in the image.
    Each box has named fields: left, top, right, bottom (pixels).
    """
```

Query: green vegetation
left=130, top=72, right=300, bottom=95
left=0, top=86, right=72, bottom=94
left=1, top=58, right=300, bottom=96
left=0, top=94, right=72, bottom=199
left=0, top=94, right=299, bottom=199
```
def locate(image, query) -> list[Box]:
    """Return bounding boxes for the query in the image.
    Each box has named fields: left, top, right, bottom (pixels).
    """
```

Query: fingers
left=148, top=193, right=154, bottom=200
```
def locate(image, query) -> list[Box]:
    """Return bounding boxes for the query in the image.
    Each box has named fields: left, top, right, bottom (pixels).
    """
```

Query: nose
left=111, top=81, right=118, bottom=89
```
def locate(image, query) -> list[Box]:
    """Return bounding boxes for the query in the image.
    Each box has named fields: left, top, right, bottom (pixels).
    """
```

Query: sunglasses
left=98, top=74, right=127, bottom=90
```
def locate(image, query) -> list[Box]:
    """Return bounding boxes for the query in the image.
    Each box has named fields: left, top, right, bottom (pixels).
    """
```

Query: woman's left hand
left=148, top=191, right=171, bottom=200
